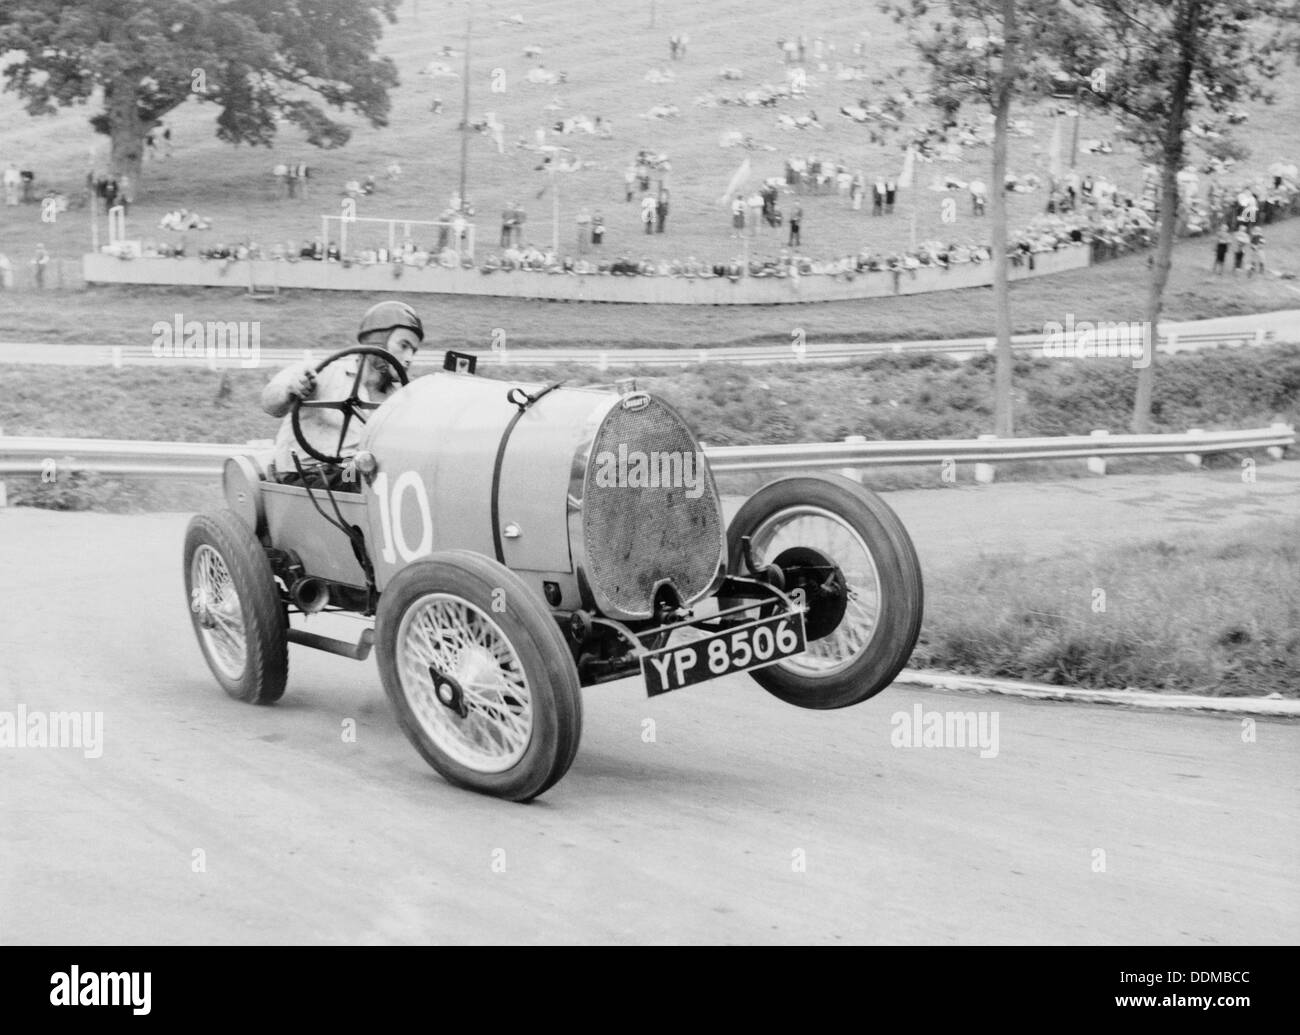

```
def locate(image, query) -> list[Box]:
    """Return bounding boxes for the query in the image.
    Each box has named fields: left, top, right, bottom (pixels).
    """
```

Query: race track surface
left=1, top=504, right=1296, bottom=944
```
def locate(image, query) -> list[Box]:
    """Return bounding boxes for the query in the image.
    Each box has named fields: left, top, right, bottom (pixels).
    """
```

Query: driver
left=262, top=300, right=424, bottom=485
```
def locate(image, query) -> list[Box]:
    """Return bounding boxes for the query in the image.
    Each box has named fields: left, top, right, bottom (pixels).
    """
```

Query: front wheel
left=183, top=510, right=288, bottom=705
left=375, top=551, right=583, bottom=802
left=727, top=475, right=923, bottom=709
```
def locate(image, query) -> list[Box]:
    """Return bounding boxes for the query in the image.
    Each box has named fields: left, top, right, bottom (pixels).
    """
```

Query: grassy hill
left=3, top=0, right=1299, bottom=268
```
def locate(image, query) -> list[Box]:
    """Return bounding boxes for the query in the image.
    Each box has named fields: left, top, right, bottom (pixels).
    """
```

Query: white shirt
left=269, top=358, right=395, bottom=474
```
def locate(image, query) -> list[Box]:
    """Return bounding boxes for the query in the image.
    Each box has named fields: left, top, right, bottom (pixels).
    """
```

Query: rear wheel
left=183, top=510, right=288, bottom=704
left=727, top=475, right=923, bottom=709
left=375, top=551, right=583, bottom=802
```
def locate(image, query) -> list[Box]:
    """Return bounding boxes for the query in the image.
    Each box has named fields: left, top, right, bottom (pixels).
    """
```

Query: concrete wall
left=83, top=245, right=1090, bottom=305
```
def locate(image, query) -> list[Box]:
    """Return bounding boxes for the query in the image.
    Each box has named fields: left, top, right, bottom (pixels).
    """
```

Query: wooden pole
left=457, top=6, right=472, bottom=214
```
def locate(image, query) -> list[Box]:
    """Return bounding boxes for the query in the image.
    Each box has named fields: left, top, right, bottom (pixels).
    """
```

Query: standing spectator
left=296, top=162, right=310, bottom=200
left=2, top=164, right=19, bottom=206
left=162, top=123, right=173, bottom=157
left=501, top=203, right=514, bottom=247
left=118, top=175, right=133, bottom=215
left=1212, top=226, right=1229, bottom=274
left=850, top=172, right=864, bottom=210
left=20, top=169, right=35, bottom=204
left=104, top=176, right=119, bottom=210
left=287, top=163, right=298, bottom=199
left=788, top=202, right=803, bottom=246
left=669, top=35, right=679, bottom=60
left=655, top=189, right=669, bottom=233
left=970, top=179, right=987, bottom=216
left=731, top=194, right=746, bottom=237
left=1249, top=230, right=1265, bottom=277
left=885, top=177, right=897, bottom=214
left=591, top=213, right=605, bottom=247
left=512, top=201, right=527, bottom=245
left=624, top=165, right=636, bottom=202
left=273, top=162, right=288, bottom=199
left=641, top=193, right=656, bottom=234
left=32, top=243, right=50, bottom=289
left=1232, top=225, right=1249, bottom=274
left=872, top=178, right=885, bottom=216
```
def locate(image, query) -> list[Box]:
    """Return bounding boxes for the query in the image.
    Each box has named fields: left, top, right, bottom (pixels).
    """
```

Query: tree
left=881, top=0, right=1069, bottom=437
left=0, top=0, right=401, bottom=191
left=1049, top=0, right=1293, bottom=431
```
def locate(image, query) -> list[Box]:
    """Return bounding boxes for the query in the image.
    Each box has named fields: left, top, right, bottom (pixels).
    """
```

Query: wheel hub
left=429, top=665, right=468, bottom=718
left=773, top=546, right=848, bottom=641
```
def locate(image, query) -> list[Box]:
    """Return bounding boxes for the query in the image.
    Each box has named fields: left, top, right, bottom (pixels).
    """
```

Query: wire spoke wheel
left=727, top=476, right=923, bottom=709
left=183, top=510, right=288, bottom=705
left=376, top=552, right=583, bottom=801
left=191, top=544, right=248, bottom=681
left=749, top=506, right=883, bottom=678
left=396, top=594, right=533, bottom=773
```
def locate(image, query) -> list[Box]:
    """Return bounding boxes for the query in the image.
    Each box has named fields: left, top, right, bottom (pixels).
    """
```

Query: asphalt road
left=1, top=503, right=1296, bottom=944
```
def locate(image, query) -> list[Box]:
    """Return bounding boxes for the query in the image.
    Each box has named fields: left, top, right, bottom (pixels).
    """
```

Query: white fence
left=0, top=427, right=1291, bottom=503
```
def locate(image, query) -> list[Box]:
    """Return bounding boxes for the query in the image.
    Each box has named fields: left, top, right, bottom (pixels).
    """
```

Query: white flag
left=718, top=157, right=751, bottom=205
left=898, top=146, right=916, bottom=189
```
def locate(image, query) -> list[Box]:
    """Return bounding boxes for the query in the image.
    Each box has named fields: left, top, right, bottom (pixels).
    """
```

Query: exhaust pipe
left=289, top=577, right=331, bottom=614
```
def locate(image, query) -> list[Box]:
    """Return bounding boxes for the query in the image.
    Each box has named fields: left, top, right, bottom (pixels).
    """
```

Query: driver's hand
left=289, top=368, right=317, bottom=400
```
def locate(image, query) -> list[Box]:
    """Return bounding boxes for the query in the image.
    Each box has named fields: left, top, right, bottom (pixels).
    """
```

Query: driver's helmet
left=357, top=300, right=424, bottom=344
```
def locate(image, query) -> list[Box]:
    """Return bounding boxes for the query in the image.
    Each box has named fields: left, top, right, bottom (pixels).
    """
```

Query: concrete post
left=840, top=435, right=866, bottom=483
left=1266, top=422, right=1291, bottom=461
left=1087, top=429, right=1109, bottom=475
left=1184, top=428, right=1203, bottom=468
left=974, top=433, right=997, bottom=484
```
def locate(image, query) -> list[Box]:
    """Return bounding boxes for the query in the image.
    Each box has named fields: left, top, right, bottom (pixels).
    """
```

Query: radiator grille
left=581, top=397, right=724, bottom=618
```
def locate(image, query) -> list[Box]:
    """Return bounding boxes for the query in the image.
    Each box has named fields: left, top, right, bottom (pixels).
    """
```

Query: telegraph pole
left=457, top=5, right=472, bottom=212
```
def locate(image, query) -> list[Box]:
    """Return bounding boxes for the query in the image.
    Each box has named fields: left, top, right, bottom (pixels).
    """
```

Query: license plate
left=642, top=610, right=807, bottom=696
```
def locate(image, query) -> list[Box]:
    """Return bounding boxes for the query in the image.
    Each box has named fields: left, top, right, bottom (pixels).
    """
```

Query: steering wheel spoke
left=289, top=346, right=411, bottom=466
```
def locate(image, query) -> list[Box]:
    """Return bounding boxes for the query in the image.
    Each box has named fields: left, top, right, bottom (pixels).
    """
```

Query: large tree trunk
left=106, top=75, right=145, bottom=189
left=990, top=0, right=1019, bottom=438
left=1134, top=0, right=1200, bottom=433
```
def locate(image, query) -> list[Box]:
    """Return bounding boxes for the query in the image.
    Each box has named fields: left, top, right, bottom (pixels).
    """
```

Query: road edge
left=896, top=668, right=1300, bottom=717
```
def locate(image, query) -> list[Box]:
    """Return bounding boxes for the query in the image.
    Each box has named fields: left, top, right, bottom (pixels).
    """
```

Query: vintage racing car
left=184, top=346, right=924, bottom=800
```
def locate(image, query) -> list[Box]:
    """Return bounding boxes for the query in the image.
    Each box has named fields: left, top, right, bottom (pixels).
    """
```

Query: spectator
left=4, top=164, right=22, bottom=206
left=872, top=178, right=885, bottom=216
left=591, top=213, right=605, bottom=247
left=850, top=172, right=864, bottom=210
left=273, top=162, right=288, bottom=199
left=641, top=193, right=656, bottom=234
left=885, top=178, right=897, bottom=214
left=1232, top=226, right=1249, bottom=274
left=788, top=202, right=803, bottom=246
left=1249, top=230, right=1265, bottom=277
left=20, top=169, right=34, bottom=204
left=731, top=194, right=746, bottom=237
left=501, top=204, right=514, bottom=247
left=624, top=165, right=636, bottom=202
left=655, top=189, right=669, bottom=233
left=511, top=202, right=526, bottom=246
left=32, top=243, right=50, bottom=289
left=1212, top=227, right=1229, bottom=274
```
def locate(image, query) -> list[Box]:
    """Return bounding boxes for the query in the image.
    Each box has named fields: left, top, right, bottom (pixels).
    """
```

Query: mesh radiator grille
left=581, top=398, right=724, bottom=618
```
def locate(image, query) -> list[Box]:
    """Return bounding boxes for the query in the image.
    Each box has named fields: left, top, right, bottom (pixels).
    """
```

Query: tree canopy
left=0, top=0, right=402, bottom=184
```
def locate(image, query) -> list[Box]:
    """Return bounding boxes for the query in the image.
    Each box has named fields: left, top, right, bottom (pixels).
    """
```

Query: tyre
left=375, top=551, right=583, bottom=802
left=184, top=510, right=288, bottom=705
left=726, top=475, right=923, bottom=709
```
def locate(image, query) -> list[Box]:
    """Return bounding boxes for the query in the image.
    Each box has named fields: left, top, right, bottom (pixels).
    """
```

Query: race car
left=184, top=346, right=924, bottom=801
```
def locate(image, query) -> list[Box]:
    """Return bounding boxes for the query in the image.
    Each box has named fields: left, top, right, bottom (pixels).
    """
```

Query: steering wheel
left=290, top=346, right=410, bottom=466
